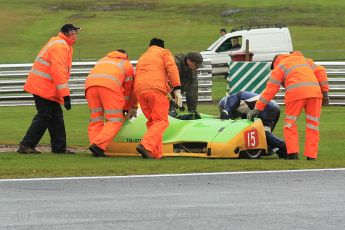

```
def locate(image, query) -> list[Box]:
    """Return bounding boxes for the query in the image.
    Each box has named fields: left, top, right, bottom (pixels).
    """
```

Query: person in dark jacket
left=219, top=91, right=287, bottom=158
left=169, top=51, right=203, bottom=118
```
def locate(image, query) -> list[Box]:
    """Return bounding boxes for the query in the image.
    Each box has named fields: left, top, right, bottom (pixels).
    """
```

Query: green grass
left=1, top=153, right=345, bottom=179
left=1, top=101, right=344, bottom=178
left=0, top=104, right=90, bottom=146
left=0, top=0, right=344, bottom=63
left=1, top=61, right=344, bottom=179
left=0, top=75, right=344, bottom=178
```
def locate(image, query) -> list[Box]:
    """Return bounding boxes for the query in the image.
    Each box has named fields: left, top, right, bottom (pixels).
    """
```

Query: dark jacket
left=219, top=91, right=280, bottom=131
left=174, top=54, right=198, bottom=112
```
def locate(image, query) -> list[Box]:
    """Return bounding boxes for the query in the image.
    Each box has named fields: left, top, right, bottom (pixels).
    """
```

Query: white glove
left=247, top=108, right=260, bottom=121
left=173, top=89, right=183, bottom=108
left=126, top=107, right=137, bottom=119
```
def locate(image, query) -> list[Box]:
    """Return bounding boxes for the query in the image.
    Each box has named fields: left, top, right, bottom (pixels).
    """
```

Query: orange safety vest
left=134, top=45, right=180, bottom=96
left=256, top=51, right=329, bottom=110
left=24, top=32, right=74, bottom=104
left=85, top=51, right=135, bottom=110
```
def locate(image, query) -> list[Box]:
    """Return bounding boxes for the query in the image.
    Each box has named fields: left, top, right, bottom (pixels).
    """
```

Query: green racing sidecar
left=106, top=109, right=268, bottom=159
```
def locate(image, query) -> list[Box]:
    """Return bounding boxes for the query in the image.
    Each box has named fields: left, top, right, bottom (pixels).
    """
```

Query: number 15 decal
left=244, top=129, right=259, bottom=148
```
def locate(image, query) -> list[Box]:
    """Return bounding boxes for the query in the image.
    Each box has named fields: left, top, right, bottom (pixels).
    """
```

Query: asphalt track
left=1, top=169, right=345, bottom=230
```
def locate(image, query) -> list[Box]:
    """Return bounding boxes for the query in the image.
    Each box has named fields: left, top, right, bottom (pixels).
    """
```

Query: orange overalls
left=134, top=45, right=180, bottom=159
left=85, top=51, right=135, bottom=151
left=255, top=51, right=329, bottom=159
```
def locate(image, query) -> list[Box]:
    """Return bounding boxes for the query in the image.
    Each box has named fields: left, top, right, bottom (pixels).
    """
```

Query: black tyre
left=239, top=149, right=264, bottom=159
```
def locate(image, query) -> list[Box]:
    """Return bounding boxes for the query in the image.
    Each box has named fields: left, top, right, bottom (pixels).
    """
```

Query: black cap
left=186, top=52, right=203, bottom=65
left=116, top=49, right=127, bottom=55
left=149, top=38, right=165, bottom=48
left=116, top=49, right=128, bottom=57
left=60, top=24, right=82, bottom=34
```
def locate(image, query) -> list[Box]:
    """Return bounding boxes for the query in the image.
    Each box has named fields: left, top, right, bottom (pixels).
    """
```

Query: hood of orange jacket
left=272, top=53, right=290, bottom=69
left=106, top=51, right=128, bottom=60
left=290, top=51, right=304, bottom=57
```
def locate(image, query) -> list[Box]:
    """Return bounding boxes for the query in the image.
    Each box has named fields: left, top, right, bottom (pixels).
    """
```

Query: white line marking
left=229, top=62, right=247, bottom=81
left=1, top=168, right=345, bottom=182
left=240, top=63, right=268, bottom=91
left=251, top=71, right=270, bottom=92
left=230, top=62, right=260, bottom=91
left=251, top=63, right=272, bottom=92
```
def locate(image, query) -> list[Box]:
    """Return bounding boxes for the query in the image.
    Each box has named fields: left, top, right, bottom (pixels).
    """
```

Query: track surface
left=1, top=169, right=345, bottom=230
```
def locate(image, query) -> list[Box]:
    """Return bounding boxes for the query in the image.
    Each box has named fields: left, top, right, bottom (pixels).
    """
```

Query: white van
left=201, top=25, right=293, bottom=65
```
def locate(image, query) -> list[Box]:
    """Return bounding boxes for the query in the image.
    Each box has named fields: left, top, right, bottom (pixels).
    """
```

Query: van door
left=249, top=31, right=292, bottom=61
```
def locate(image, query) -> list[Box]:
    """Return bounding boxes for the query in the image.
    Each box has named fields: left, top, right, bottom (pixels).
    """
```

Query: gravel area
left=0, top=144, right=88, bottom=153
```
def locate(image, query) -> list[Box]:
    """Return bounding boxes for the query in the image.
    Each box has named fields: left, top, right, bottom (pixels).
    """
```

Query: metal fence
left=1, top=61, right=344, bottom=106
left=0, top=61, right=213, bottom=106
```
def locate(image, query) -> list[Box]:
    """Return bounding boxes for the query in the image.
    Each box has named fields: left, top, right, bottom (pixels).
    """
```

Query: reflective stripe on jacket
left=256, top=51, right=325, bottom=111
left=85, top=51, right=135, bottom=110
left=24, top=32, right=73, bottom=104
left=306, top=58, right=329, bottom=93
left=134, top=45, right=180, bottom=96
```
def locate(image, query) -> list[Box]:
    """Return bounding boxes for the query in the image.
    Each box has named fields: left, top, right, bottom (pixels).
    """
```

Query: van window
left=216, top=36, right=242, bottom=52
left=231, top=37, right=242, bottom=49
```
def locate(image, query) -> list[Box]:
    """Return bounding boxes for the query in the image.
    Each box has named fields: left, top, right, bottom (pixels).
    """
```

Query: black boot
left=89, top=144, right=105, bottom=157
left=136, top=143, right=152, bottom=159
left=307, top=157, right=316, bottom=161
left=17, top=143, right=41, bottom=154
left=286, top=153, right=299, bottom=160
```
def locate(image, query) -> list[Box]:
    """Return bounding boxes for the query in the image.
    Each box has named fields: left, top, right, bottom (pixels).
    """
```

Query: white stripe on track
left=1, top=168, right=345, bottom=183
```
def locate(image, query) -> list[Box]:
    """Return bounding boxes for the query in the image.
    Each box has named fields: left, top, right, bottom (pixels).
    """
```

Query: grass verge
left=1, top=153, right=345, bottom=179
left=0, top=102, right=344, bottom=178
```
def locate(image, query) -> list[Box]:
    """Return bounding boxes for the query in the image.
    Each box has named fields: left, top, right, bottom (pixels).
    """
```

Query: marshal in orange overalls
left=85, top=51, right=135, bottom=151
left=255, top=51, right=329, bottom=159
left=134, top=43, right=180, bottom=159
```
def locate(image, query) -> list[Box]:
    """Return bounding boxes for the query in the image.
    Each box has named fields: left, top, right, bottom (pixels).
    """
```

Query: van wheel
left=239, top=149, right=264, bottom=159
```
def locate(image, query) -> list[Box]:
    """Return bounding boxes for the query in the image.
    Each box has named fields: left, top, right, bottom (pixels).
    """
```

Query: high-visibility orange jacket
left=85, top=51, right=135, bottom=110
left=134, top=45, right=180, bottom=96
left=24, top=32, right=74, bottom=104
left=306, top=58, right=329, bottom=93
left=256, top=51, right=329, bottom=111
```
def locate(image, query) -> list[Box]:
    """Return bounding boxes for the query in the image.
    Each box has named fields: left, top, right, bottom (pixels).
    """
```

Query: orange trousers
left=86, top=86, right=125, bottom=150
left=284, top=97, right=322, bottom=158
left=137, top=92, right=169, bottom=159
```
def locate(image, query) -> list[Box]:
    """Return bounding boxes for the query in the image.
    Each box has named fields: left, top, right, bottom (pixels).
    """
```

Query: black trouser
left=265, top=131, right=287, bottom=158
left=21, top=95, right=66, bottom=152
